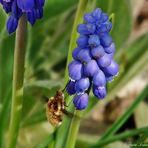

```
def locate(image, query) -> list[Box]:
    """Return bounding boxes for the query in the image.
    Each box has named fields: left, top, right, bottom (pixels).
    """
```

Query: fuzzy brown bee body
left=46, top=90, right=65, bottom=126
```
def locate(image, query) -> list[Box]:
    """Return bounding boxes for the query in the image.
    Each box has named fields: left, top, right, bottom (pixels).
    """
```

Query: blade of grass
left=89, top=126, right=148, bottom=147
left=76, top=126, right=148, bottom=147
left=36, top=133, right=54, bottom=148
left=55, top=0, right=88, bottom=148
left=64, top=1, right=99, bottom=148
left=0, top=87, right=11, bottom=148
left=64, top=0, right=88, bottom=84
left=95, top=85, right=148, bottom=143
left=7, top=15, right=27, bottom=148
left=134, top=132, right=148, bottom=148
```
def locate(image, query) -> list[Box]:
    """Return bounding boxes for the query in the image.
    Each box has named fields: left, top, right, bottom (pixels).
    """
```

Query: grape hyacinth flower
left=0, top=0, right=45, bottom=34
left=66, top=8, right=119, bottom=110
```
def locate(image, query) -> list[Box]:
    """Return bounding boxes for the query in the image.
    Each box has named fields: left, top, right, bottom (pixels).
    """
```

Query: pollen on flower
left=66, top=8, right=119, bottom=110
left=0, top=0, right=45, bottom=34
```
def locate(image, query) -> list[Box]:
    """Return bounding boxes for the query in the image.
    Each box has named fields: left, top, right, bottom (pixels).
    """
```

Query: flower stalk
left=64, top=0, right=88, bottom=84
left=64, top=0, right=88, bottom=147
left=7, top=15, right=27, bottom=148
left=65, top=110, right=83, bottom=148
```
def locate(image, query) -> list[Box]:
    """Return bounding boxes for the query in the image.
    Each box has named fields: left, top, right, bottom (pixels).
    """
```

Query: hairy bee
left=46, top=90, right=65, bottom=127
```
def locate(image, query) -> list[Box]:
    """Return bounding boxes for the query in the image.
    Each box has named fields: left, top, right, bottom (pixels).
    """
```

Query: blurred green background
left=0, top=0, right=148, bottom=147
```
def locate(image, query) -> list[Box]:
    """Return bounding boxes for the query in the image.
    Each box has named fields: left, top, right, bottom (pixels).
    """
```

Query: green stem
left=65, top=110, right=83, bottom=148
left=54, top=0, right=88, bottom=148
left=63, top=0, right=88, bottom=148
left=7, top=15, right=27, bottom=148
left=64, top=0, right=88, bottom=84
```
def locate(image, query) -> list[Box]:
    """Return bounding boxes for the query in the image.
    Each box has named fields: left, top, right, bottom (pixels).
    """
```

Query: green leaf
left=97, top=0, right=132, bottom=49
left=0, top=32, right=15, bottom=147
left=26, top=0, right=78, bottom=71
left=44, top=0, right=78, bottom=20
left=0, top=8, right=6, bottom=34
left=22, top=79, right=63, bottom=124
left=0, top=35, right=15, bottom=101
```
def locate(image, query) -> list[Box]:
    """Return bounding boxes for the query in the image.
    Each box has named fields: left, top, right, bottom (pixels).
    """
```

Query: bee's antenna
left=42, top=95, right=49, bottom=102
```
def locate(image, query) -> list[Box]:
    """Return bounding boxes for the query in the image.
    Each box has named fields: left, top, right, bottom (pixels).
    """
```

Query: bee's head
left=56, top=90, right=64, bottom=97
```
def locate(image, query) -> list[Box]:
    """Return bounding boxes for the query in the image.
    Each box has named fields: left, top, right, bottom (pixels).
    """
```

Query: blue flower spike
left=0, top=0, right=45, bottom=34
left=66, top=8, right=119, bottom=110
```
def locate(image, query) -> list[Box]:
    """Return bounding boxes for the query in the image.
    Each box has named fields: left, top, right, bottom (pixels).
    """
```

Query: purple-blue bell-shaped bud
left=34, top=8, right=43, bottom=19
left=66, top=80, right=76, bottom=95
left=84, top=13, right=95, bottom=24
left=77, top=24, right=89, bottom=35
left=77, top=24, right=96, bottom=35
left=88, top=35, right=100, bottom=48
left=106, top=75, right=114, bottom=82
left=7, top=15, right=18, bottom=34
left=97, top=53, right=112, bottom=67
left=35, top=0, right=45, bottom=8
left=100, top=33, right=112, bottom=47
left=68, top=60, right=83, bottom=81
left=26, top=11, right=36, bottom=25
left=77, top=35, right=88, bottom=48
left=17, top=0, right=34, bottom=12
left=103, top=60, right=119, bottom=76
left=91, top=45, right=105, bottom=59
left=72, top=48, right=79, bottom=60
left=92, top=70, right=106, bottom=87
left=3, top=1, right=12, bottom=13
left=84, top=60, right=99, bottom=77
left=86, top=24, right=96, bottom=34
left=97, top=22, right=112, bottom=34
left=75, top=77, right=90, bottom=94
left=77, top=49, right=92, bottom=63
left=11, top=0, right=22, bottom=19
left=93, top=85, right=106, bottom=99
left=92, top=8, right=101, bottom=20
left=73, top=93, right=88, bottom=110
left=104, top=42, right=115, bottom=54
left=100, top=12, right=109, bottom=23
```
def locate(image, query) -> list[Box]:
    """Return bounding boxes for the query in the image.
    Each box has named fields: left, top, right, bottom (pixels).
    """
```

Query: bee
left=46, top=90, right=67, bottom=127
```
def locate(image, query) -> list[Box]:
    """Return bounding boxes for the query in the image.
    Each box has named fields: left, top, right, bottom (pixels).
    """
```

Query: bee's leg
left=64, top=102, right=68, bottom=107
left=63, top=109, right=74, bottom=118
